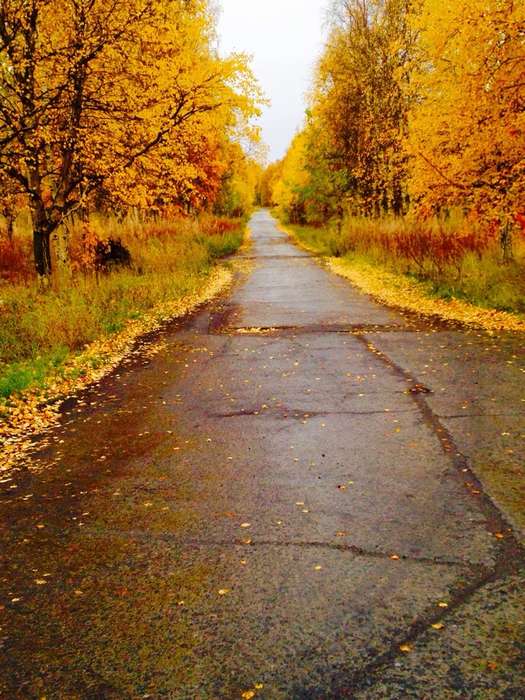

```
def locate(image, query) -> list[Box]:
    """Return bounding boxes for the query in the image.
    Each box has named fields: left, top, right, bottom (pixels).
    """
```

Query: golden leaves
left=1, top=267, right=233, bottom=476
left=327, top=258, right=525, bottom=333
left=241, top=683, right=264, bottom=699
left=407, top=0, right=524, bottom=218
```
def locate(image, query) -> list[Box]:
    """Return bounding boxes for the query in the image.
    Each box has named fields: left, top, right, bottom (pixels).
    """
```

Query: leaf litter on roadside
left=0, top=267, right=233, bottom=476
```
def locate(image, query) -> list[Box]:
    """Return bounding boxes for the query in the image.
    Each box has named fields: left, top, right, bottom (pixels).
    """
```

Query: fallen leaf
left=241, top=692, right=255, bottom=700
left=218, top=589, right=230, bottom=596
left=431, top=623, right=444, bottom=630
left=399, top=643, right=412, bottom=653
left=240, top=523, right=251, bottom=529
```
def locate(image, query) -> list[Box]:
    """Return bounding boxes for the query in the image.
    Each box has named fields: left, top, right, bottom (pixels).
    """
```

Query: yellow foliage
left=272, top=131, right=310, bottom=221
left=0, top=0, right=263, bottom=274
left=407, top=0, right=525, bottom=221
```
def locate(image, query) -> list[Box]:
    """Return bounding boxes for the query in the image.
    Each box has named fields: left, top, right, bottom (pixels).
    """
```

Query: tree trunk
left=392, top=180, right=403, bottom=216
left=30, top=196, right=53, bottom=277
left=6, top=215, right=14, bottom=242
left=52, top=224, right=72, bottom=288
left=500, top=221, right=513, bottom=264
left=33, top=228, right=52, bottom=277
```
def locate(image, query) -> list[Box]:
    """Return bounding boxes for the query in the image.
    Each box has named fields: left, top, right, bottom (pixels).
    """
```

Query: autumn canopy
left=268, top=0, right=524, bottom=250
left=0, top=0, right=263, bottom=275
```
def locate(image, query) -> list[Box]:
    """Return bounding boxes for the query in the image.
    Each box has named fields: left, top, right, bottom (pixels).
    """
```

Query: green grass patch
left=0, top=347, right=69, bottom=399
left=202, top=230, right=244, bottom=259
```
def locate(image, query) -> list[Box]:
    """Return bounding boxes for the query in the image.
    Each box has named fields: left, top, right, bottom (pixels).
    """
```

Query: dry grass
left=0, top=213, right=245, bottom=399
left=281, top=215, right=525, bottom=320
left=279, top=218, right=525, bottom=332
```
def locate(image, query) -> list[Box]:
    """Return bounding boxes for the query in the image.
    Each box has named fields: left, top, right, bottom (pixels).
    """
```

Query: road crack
left=80, top=529, right=476, bottom=568
left=329, top=558, right=525, bottom=696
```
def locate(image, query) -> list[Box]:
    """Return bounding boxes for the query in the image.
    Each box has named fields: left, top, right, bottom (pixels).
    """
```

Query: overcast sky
left=218, top=0, right=327, bottom=163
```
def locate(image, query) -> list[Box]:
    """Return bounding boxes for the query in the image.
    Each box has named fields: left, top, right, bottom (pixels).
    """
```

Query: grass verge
left=1, top=217, right=245, bottom=398
left=280, top=221, right=525, bottom=333
left=0, top=217, right=248, bottom=474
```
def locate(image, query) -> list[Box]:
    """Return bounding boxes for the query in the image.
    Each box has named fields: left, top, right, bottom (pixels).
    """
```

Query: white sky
left=217, top=0, right=327, bottom=162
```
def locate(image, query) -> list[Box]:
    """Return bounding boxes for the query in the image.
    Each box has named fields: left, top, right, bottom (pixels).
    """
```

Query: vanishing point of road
left=1, top=210, right=524, bottom=698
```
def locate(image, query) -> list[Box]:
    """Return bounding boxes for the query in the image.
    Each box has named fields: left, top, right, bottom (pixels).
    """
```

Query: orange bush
left=199, top=216, right=242, bottom=237
left=392, top=222, right=496, bottom=276
left=335, top=216, right=500, bottom=280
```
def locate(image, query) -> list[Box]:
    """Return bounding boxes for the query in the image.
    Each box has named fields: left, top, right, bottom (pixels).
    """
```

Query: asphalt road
left=1, top=210, right=524, bottom=699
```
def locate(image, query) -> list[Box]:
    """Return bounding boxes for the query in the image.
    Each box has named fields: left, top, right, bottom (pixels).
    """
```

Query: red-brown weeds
left=0, top=237, right=33, bottom=283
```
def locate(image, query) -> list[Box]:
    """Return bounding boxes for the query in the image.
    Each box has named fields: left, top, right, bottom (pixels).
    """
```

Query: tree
left=272, top=131, right=311, bottom=223
left=406, top=0, right=525, bottom=252
left=257, top=160, right=282, bottom=207
left=309, top=0, right=416, bottom=217
left=271, top=1, right=416, bottom=224
left=0, top=0, right=262, bottom=276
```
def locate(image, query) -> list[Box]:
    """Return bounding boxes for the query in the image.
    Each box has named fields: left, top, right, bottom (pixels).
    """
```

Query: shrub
left=0, top=238, right=33, bottom=283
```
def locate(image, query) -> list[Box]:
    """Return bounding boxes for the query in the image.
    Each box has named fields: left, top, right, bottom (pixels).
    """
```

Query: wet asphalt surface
left=1, top=210, right=524, bottom=699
